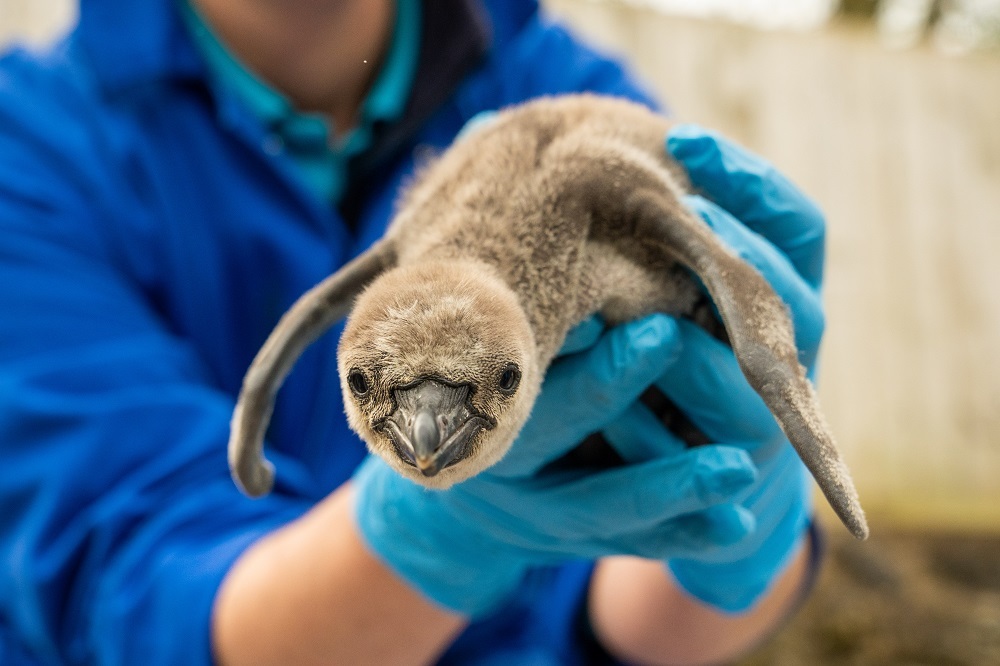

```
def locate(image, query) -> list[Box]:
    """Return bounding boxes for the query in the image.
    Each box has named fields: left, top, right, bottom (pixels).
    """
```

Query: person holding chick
left=0, top=0, right=829, bottom=663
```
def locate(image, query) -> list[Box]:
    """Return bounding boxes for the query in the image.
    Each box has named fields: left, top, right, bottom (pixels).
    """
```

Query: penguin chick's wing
left=618, top=186, right=868, bottom=540
left=229, top=239, right=396, bottom=497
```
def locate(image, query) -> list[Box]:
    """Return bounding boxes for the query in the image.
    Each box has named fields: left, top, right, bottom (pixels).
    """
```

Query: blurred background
left=2, top=0, right=998, bottom=662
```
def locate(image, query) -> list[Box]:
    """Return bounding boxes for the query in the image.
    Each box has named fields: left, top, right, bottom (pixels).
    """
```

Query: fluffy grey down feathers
left=228, top=94, right=869, bottom=540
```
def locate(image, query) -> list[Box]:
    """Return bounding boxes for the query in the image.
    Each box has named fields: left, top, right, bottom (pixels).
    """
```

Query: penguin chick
left=229, top=94, right=869, bottom=540
left=337, top=259, right=541, bottom=488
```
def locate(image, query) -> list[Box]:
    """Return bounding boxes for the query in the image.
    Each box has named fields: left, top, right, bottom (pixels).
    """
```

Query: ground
left=739, top=529, right=1000, bottom=665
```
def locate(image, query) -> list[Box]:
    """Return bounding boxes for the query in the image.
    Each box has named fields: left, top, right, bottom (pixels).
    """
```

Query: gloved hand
left=454, top=109, right=498, bottom=141
left=603, top=124, right=828, bottom=613
left=352, top=313, right=762, bottom=616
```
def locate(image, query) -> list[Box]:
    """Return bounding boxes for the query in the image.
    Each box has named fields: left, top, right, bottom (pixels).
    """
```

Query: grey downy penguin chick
left=229, top=94, right=869, bottom=540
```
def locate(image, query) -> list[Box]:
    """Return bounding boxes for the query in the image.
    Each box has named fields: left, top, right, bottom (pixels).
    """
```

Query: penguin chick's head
left=338, top=259, right=539, bottom=488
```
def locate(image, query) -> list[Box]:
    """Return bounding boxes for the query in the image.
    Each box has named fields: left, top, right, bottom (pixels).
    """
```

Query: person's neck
left=192, top=0, right=395, bottom=134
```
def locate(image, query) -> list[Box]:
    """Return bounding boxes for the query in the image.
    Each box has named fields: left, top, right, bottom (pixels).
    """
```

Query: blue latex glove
left=453, top=109, right=499, bottom=142
left=603, top=125, right=828, bottom=613
left=353, top=314, right=761, bottom=616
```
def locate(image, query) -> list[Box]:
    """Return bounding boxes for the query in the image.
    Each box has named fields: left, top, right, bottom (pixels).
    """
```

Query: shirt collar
left=74, top=0, right=430, bottom=106
left=177, top=0, right=421, bottom=140
left=72, top=0, right=539, bottom=100
left=177, top=0, right=287, bottom=126
left=364, top=0, right=421, bottom=124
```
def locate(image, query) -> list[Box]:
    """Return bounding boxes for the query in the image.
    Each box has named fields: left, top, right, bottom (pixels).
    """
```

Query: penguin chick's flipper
left=229, top=240, right=397, bottom=497
left=628, top=188, right=869, bottom=540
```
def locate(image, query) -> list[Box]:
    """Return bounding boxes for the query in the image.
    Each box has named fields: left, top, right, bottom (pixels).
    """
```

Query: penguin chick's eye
left=498, top=364, right=521, bottom=395
left=347, top=368, right=370, bottom=398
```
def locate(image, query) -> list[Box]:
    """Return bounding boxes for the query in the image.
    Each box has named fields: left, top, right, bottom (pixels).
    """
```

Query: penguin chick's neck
left=405, top=254, right=575, bottom=366
left=428, top=257, right=577, bottom=368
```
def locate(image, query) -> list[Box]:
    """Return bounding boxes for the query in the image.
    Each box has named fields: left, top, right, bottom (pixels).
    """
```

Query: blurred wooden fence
left=546, top=0, right=1000, bottom=532
left=3, top=0, right=1000, bottom=531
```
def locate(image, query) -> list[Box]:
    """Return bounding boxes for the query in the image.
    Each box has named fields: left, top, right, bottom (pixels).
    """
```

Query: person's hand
left=352, top=313, right=761, bottom=616
left=601, top=125, right=828, bottom=613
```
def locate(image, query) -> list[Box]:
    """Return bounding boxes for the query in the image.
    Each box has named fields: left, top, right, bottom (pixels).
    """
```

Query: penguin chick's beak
left=382, top=379, right=491, bottom=477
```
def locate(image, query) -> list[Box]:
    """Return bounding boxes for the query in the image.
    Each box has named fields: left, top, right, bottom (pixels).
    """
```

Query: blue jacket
left=0, top=1, right=658, bottom=663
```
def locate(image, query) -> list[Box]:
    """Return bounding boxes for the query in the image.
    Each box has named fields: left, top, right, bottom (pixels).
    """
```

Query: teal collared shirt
left=179, top=0, right=420, bottom=204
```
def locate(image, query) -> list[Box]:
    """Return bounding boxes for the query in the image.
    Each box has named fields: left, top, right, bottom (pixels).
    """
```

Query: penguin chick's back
left=385, top=94, right=704, bottom=361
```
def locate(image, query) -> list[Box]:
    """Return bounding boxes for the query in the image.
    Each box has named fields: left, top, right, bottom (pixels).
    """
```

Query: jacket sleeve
left=0, top=50, right=309, bottom=666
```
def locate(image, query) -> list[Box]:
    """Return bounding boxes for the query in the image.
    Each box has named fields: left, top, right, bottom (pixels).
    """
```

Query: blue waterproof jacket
left=0, top=0, right=659, bottom=663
